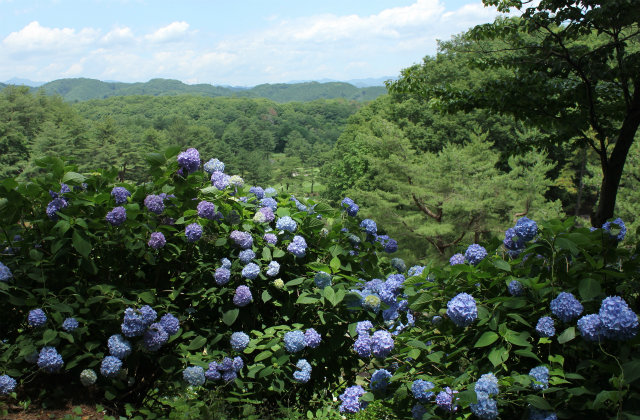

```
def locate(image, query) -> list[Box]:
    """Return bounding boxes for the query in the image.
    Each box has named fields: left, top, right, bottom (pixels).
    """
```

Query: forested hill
left=30, top=78, right=386, bottom=102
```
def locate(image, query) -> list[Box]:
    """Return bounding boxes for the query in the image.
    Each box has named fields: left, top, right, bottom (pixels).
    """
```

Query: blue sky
left=0, top=0, right=505, bottom=86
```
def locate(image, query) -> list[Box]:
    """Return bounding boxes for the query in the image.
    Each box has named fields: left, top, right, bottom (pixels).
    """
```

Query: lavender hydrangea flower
left=266, top=261, right=280, bottom=277
left=254, top=207, right=275, bottom=223
left=106, top=206, right=127, bottom=226
left=28, top=308, right=47, bottom=327
left=183, top=366, right=205, bottom=386
left=536, top=316, right=555, bottom=337
left=504, top=227, right=525, bottom=253
left=411, top=379, right=435, bottom=402
left=0, top=375, right=16, bottom=395
left=514, top=217, right=538, bottom=242
left=144, top=195, right=164, bottom=214
left=435, top=387, right=457, bottom=412
left=577, top=314, right=604, bottom=341
left=197, top=201, right=217, bottom=220
left=239, top=249, right=256, bottom=263
left=230, top=230, right=253, bottom=249
left=293, top=359, right=312, bottom=383
left=508, top=280, right=524, bottom=296
left=284, top=330, right=306, bottom=353
left=111, top=186, right=131, bottom=204
left=529, top=366, right=549, bottom=390
left=356, top=320, right=373, bottom=335
left=465, top=244, right=487, bottom=266
left=143, top=323, right=169, bottom=351
left=371, top=330, right=394, bottom=358
left=360, top=219, right=377, bottom=235
left=80, top=369, right=97, bottom=386
left=314, top=271, right=332, bottom=288
left=339, top=385, right=367, bottom=413
left=260, top=197, right=278, bottom=211
left=276, top=216, right=297, bottom=232
left=446, top=293, right=478, bottom=327
left=287, top=235, right=307, bottom=258
left=353, top=333, right=372, bottom=357
left=370, top=369, right=392, bottom=391
left=233, top=285, right=253, bottom=307
left=550, top=292, right=583, bottom=322
left=177, top=148, right=200, bottom=173
left=602, top=218, right=626, bottom=242
left=241, top=262, right=260, bottom=280
left=159, top=313, right=180, bottom=335
left=204, top=158, right=224, bottom=174
left=148, top=232, right=166, bottom=249
left=304, top=328, right=322, bottom=348
left=449, top=253, right=465, bottom=266
left=46, top=197, right=68, bottom=220
left=108, top=334, right=132, bottom=359
left=62, top=317, right=79, bottom=332
left=139, top=305, right=157, bottom=325
left=38, top=347, right=64, bottom=373
left=599, top=296, right=638, bottom=340
left=214, top=267, right=231, bottom=285
left=0, top=262, right=12, bottom=282
left=211, top=171, right=230, bottom=190
left=263, top=233, right=277, bottom=245
left=185, top=223, right=203, bottom=242
left=230, top=332, right=250, bottom=352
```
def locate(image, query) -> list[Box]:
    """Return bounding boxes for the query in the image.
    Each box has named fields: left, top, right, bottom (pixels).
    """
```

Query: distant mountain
left=0, top=82, right=6, bottom=90
left=33, top=78, right=387, bottom=103
left=346, top=76, right=396, bottom=88
left=4, top=77, right=46, bottom=87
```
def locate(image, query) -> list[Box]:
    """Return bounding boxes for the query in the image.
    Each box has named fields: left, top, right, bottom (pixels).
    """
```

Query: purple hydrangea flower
left=254, top=207, right=275, bottom=223
left=62, top=317, right=79, bottom=332
left=210, top=171, right=230, bottom=190
left=159, top=313, right=180, bottom=335
left=304, top=328, right=322, bottom=348
left=214, top=267, right=231, bottom=285
left=356, top=320, right=374, bottom=336
left=408, top=265, right=425, bottom=277
left=177, top=148, right=201, bottom=173
left=197, top=201, right=217, bottom=220
left=111, top=186, right=131, bottom=204
left=263, top=233, right=277, bottom=245
left=28, top=308, right=47, bottom=328
left=470, top=393, right=498, bottom=420
left=230, top=230, right=253, bottom=249
left=230, top=332, right=250, bottom=351
left=599, top=296, right=638, bottom=340
left=376, top=235, right=398, bottom=253
left=143, top=323, right=169, bottom=351
left=412, top=404, right=427, bottom=420
left=241, top=262, right=260, bottom=280
left=260, top=197, right=278, bottom=211
left=46, top=198, right=68, bottom=220
left=435, top=387, right=457, bottom=412
left=233, top=285, right=253, bottom=307
left=287, top=235, right=307, bottom=258
left=38, top=346, right=64, bottom=373
left=411, top=379, right=435, bottom=402
left=475, top=373, right=499, bottom=396
left=283, top=330, right=306, bottom=353
left=536, top=316, right=555, bottom=337
left=121, top=306, right=154, bottom=337
left=106, top=206, right=127, bottom=226
left=449, top=253, right=465, bottom=266
left=577, top=314, right=604, bottom=341
left=465, top=244, right=487, bottom=266
left=249, top=186, right=265, bottom=199
left=371, top=330, right=394, bottom=358
left=144, top=195, right=164, bottom=214
left=108, top=334, right=132, bottom=359
left=185, top=223, right=203, bottom=242
left=353, top=333, right=372, bottom=357
left=339, top=385, right=367, bottom=413
left=370, top=369, right=392, bottom=391
left=504, top=227, right=525, bottom=253
left=446, top=293, right=478, bottom=327
left=148, top=232, right=166, bottom=249
left=550, top=292, right=583, bottom=323
left=221, top=258, right=232, bottom=269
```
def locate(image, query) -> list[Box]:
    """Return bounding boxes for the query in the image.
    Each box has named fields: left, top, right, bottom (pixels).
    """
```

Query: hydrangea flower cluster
left=529, top=408, right=558, bottom=420
left=411, top=379, right=435, bottom=402
left=106, top=206, right=127, bottom=226
left=197, top=201, right=216, bottom=219
left=211, top=171, right=230, bottom=190
left=408, top=265, right=425, bottom=277
left=287, top=235, right=307, bottom=258
left=550, top=292, right=583, bottom=322
left=266, top=261, right=280, bottom=277
left=143, top=323, right=169, bottom=351
left=360, top=219, right=377, bottom=236
left=121, top=305, right=157, bottom=337
left=412, top=404, right=427, bottom=420
left=249, top=186, right=265, bottom=199
left=464, top=244, right=487, bottom=266
left=110, top=186, right=131, bottom=204
left=449, top=253, right=465, bottom=266
left=260, top=197, right=278, bottom=211
left=284, top=330, right=306, bottom=353
left=230, top=230, right=253, bottom=249
left=508, top=280, right=524, bottom=296
left=160, top=313, right=180, bottom=335
left=203, top=158, right=224, bottom=174
left=108, top=334, right=132, bottom=359
left=529, top=366, right=549, bottom=390
left=304, top=328, right=322, bottom=348
left=177, top=148, right=201, bottom=173
left=183, top=366, right=205, bottom=386
left=470, top=393, right=498, bottom=420
left=62, top=317, right=79, bottom=332
left=446, top=293, right=478, bottom=327
left=239, top=249, right=256, bottom=264
left=214, top=267, right=231, bottom=285
left=435, top=387, right=458, bottom=412
left=148, top=232, right=166, bottom=249
left=38, top=346, right=64, bottom=373
left=599, top=296, right=638, bottom=340
left=536, top=316, right=555, bottom=337
left=293, top=359, right=312, bottom=383
left=0, top=261, right=12, bottom=282
left=233, top=285, right=253, bottom=307
left=241, top=263, right=260, bottom=279
left=514, top=217, right=538, bottom=242
left=370, top=369, right=392, bottom=391
left=339, top=385, right=367, bottom=413
left=230, top=332, right=250, bottom=352
left=28, top=308, right=47, bottom=328
left=602, top=218, right=626, bottom=242
left=276, top=216, right=297, bottom=232
left=46, top=197, right=68, bottom=220
left=80, top=369, right=97, bottom=386
left=0, top=375, right=16, bottom=395
left=376, top=235, right=398, bottom=253
left=341, top=197, right=359, bottom=216
left=577, top=314, right=604, bottom=341
left=185, top=223, right=203, bottom=242
left=314, top=271, right=332, bottom=288
left=263, top=233, right=277, bottom=245
left=144, top=195, right=164, bottom=214
left=254, top=207, right=275, bottom=223
left=204, top=356, right=244, bottom=382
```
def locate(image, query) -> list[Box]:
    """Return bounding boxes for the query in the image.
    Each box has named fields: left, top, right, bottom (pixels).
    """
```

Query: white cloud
left=3, top=21, right=99, bottom=52
left=100, top=26, right=135, bottom=45
left=144, top=21, right=190, bottom=43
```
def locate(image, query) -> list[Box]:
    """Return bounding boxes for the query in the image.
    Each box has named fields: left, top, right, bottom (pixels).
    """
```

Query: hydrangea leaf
left=474, top=331, right=499, bottom=347
left=222, top=309, right=240, bottom=326
left=557, top=327, right=576, bottom=344
left=527, top=395, right=552, bottom=410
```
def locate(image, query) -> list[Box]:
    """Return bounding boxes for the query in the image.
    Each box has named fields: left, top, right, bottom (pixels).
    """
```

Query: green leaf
left=527, top=395, right=552, bottom=410
left=72, top=230, right=92, bottom=258
left=285, top=278, right=304, bottom=286
left=138, top=291, right=155, bottom=304
left=514, top=349, right=541, bottom=362
left=323, top=286, right=336, bottom=305
left=492, top=259, right=511, bottom=271
left=557, top=327, right=576, bottom=344
left=43, top=329, right=57, bottom=344
left=330, top=256, right=341, bottom=272
left=262, top=246, right=272, bottom=262
left=262, top=290, right=272, bottom=303
left=222, top=309, right=240, bottom=326
left=555, top=237, right=579, bottom=255
left=474, top=331, right=499, bottom=347
left=254, top=350, right=273, bottom=362
left=273, top=249, right=285, bottom=258
left=578, top=278, right=601, bottom=301
left=504, top=331, right=530, bottom=347
left=296, top=294, right=318, bottom=305
left=61, top=171, right=86, bottom=185
left=488, top=346, right=509, bottom=367
left=187, top=336, right=207, bottom=350
left=360, top=392, right=374, bottom=402
left=623, top=360, right=640, bottom=384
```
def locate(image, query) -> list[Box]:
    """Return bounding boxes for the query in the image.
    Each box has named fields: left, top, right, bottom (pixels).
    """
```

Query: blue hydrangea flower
left=435, top=387, right=457, bottom=412
left=353, top=334, right=371, bottom=357
left=214, top=267, right=231, bottom=285
left=602, top=218, right=626, bottom=242
left=263, top=233, right=278, bottom=245
left=529, top=366, right=549, bottom=390
left=231, top=332, right=250, bottom=352
left=412, top=404, right=427, bottom=420
left=28, top=308, right=47, bottom=328
left=266, top=260, right=280, bottom=277
left=599, top=296, right=638, bottom=341
left=62, top=317, right=79, bottom=332
left=514, top=217, right=538, bottom=242
left=287, top=235, right=307, bottom=258
left=371, top=330, right=394, bottom=358
left=264, top=187, right=277, bottom=196
left=408, top=265, right=425, bottom=277
left=108, top=334, right=132, bottom=359
left=241, top=262, right=260, bottom=279
left=0, top=262, right=12, bottom=282
left=185, top=223, right=203, bottom=242
left=293, top=359, right=312, bottom=383
left=360, top=219, right=377, bottom=235
left=239, top=249, right=256, bottom=263
left=339, top=385, right=367, bottom=413
left=0, top=375, right=16, bottom=395
left=197, top=201, right=216, bottom=220
left=111, top=186, right=131, bottom=204
left=577, top=314, right=604, bottom=341
left=260, top=197, right=278, bottom=211
left=143, top=323, right=169, bottom=351
left=276, top=216, right=297, bottom=232
left=221, top=258, right=232, bottom=269
left=376, top=235, right=398, bottom=253
left=46, top=197, right=68, bottom=220
left=205, top=362, right=222, bottom=381
left=233, top=356, right=244, bottom=371
left=369, top=369, right=391, bottom=391
left=475, top=373, right=499, bottom=396
left=536, top=316, right=555, bottom=337
left=391, top=258, right=406, bottom=272
left=121, top=306, right=155, bottom=337
left=504, top=227, right=525, bottom=254
left=183, top=366, right=205, bottom=386
left=230, top=230, right=253, bottom=249
left=144, top=194, right=164, bottom=214
left=508, top=280, right=524, bottom=297
left=59, top=183, right=71, bottom=194
left=550, top=292, right=583, bottom=322
left=148, top=232, right=166, bottom=249
left=100, top=355, right=122, bottom=378
left=304, top=328, right=322, bottom=348
left=446, top=293, right=478, bottom=327
left=106, top=206, right=127, bottom=226
left=233, top=285, right=253, bottom=307
left=159, top=313, right=180, bottom=335
left=314, top=271, right=332, bottom=288
left=249, top=186, right=265, bottom=199
left=204, top=158, right=224, bottom=174
left=222, top=370, right=237, bottom=382
left=38, top=347, right=64, bottom=373
left=140, top=305, right=157, bottom=325
left=529, top=408, right=558, bottom=420
left=211, top=171, right=230, bottom=190
left=80, top=369, right=97, bottom=386
left=177, top=148, right=200, bottom=173
left=449, top=253, right=465, bottom=265
left=411, top=379, right=435, bottom=402
left=465, top=244, right=487, bottom=266
left=470, top=392, right=498, bottom=420
left=284, top=330, right=306, bottom=353
left=356, top=320, right=373, bottom=336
